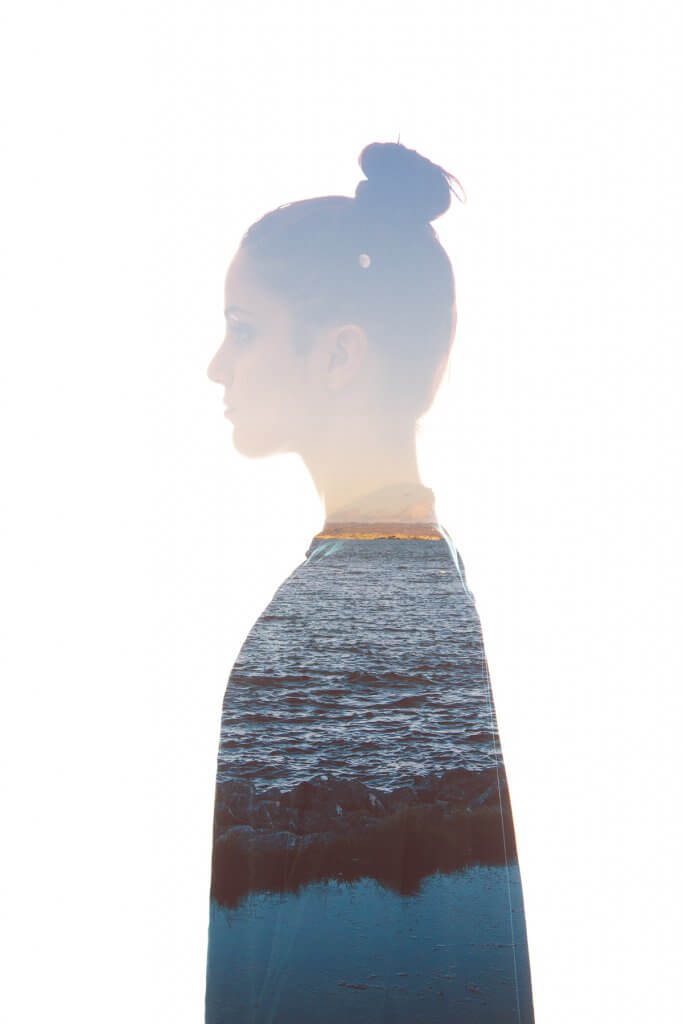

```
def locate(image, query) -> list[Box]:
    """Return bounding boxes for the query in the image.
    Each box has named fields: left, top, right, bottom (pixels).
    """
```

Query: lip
left=223, top=406, right=236, bottom=420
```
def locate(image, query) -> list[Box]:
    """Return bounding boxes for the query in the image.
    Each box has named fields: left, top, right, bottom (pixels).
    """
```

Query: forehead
left=223, top=249, right=290, bottom=326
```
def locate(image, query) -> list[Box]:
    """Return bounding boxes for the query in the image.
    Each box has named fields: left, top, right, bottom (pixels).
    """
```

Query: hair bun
left=354, top=141, right=459, bottom=226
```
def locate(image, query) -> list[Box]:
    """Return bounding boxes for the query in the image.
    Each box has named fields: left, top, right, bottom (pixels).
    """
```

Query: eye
left=225, top=315, right=253, bottom=345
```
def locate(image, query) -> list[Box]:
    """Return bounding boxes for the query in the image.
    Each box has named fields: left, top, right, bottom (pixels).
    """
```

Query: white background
left=2, top=2, right=682, bottom=1021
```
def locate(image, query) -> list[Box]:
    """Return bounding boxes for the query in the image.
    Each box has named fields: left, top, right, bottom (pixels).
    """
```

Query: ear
left=321, top=324, right=370, bottom=392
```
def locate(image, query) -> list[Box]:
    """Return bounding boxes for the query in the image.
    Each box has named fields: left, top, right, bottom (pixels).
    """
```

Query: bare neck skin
left=299, top=409, right=425, bottom=523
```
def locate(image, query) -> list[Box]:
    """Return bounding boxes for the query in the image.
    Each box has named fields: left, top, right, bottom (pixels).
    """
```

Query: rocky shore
left=210, top=769, right=517, bottom=908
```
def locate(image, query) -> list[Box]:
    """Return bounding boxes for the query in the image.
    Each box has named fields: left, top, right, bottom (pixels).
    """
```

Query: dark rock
left=286, top=780, right=316, bottom=810
left=214, top=779, right=257, bottom=826
left=367, top=790, right=386, bottom=814
left=467, top=784, right=498, bottom=811
left=217, top=824, right=255, bottom=844
left=383, top=785, right=417, bottom=811
left=250, top=800, right=280, bottom=828
left=213, top=767, right=511, bottom=847
left=322, top=778, right=369, bottom=812
left=253, top=830, right=299, bottom=852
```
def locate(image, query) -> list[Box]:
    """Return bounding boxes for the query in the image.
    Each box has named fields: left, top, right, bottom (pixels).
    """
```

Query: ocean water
left=205, top=865, right=533, bottom=1024
left=218, top=538, right=500, bottom=793
left=207, top=537, right=534, bottom=1021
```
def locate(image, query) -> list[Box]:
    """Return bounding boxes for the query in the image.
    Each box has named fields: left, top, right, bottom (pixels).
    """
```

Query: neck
left=299, top=412, right=427, bottom=523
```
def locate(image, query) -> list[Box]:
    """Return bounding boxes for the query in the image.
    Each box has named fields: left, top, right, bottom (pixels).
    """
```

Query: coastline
left=211, top=769, right=516, bottom=908
left=314, top=522, right=443, bottom=540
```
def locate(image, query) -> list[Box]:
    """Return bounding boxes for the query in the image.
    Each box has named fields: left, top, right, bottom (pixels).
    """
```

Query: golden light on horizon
left=314, top=521, right=442, bottom=540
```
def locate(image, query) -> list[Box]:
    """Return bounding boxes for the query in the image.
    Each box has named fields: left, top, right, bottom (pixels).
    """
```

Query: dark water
left=218, top=538, right=500, bottom=792
left=206, top=865, right=533, bottom=1024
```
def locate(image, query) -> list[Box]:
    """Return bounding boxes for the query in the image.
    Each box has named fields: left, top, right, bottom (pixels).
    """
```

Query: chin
left=231, top=424, right=288, bottom=460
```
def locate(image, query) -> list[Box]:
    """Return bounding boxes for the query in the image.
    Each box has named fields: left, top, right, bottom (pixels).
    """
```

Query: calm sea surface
left=206, top=865, right=532, bottom=1024
left=217, top=539, right=501, bottom=792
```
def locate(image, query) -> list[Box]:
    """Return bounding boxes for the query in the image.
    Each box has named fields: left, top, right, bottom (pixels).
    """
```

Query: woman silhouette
left=205, top=142, right=534, bottom=1023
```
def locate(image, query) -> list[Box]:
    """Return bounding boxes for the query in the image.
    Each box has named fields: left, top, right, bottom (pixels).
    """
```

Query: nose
left=207, top=340, right=233, bottom=387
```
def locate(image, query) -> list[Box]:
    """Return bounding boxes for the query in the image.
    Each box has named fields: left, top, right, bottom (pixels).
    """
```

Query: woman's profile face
left=207, top=249, right=315, bottom=458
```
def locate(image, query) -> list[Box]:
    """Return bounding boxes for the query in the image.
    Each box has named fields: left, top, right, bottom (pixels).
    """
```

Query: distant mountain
left=319, top=482, right=440, bottom=539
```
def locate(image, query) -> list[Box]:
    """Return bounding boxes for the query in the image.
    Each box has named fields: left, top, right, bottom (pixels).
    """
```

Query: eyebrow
left=224, top=304, right=254, bottom=318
